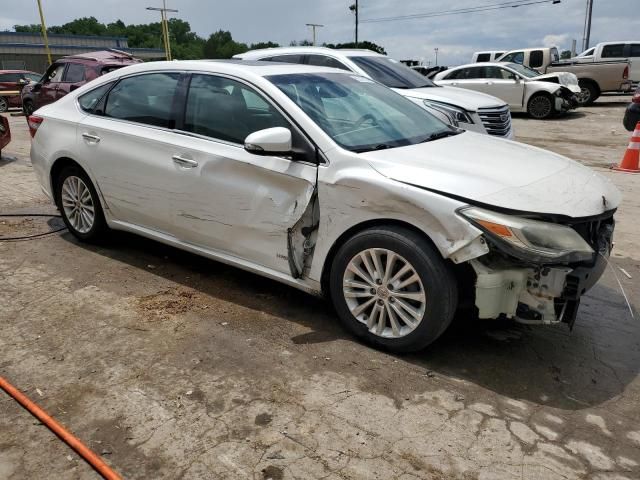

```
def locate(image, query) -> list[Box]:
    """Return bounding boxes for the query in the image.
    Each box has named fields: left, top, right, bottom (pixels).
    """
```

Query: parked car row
left=434, top=62, right=580, bottom=119
left=0, top=70, right=41, bottom=112
left=21, top=49, right=141, bottom=116
left=471, top=45, right=634, bottom=105
left=27, top=58, right=620, bottom=352
left=235, top=47, right=515, bottom=138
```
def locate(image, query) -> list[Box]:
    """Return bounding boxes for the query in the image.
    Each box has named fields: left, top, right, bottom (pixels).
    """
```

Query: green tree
left=250, top=41, right=280, bottom=50
left=289, top=40, right=314, bottom=47
left=203, top=30, right=247, bottom=58
left=324, top=40, right=386, bottom=55
left=560, top=50, right=572, bottom=59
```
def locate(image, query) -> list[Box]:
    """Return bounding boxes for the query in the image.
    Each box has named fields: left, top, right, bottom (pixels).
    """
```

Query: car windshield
left=267, top=72, right=455, bottom=153
left=506, top=63, right=540, bottom=78
left=349, top=56, right=435, bottom=89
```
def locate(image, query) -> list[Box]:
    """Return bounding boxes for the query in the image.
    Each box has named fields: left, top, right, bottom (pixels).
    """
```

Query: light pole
left=349, top=1, right=359, bottom=48
left=434, top=47, right=439, bottom=66
left=582, top=0, right=593, bottom=51
left=146, top=1, right=178, bottom=60
left=36, top=0, right=52, bottom=65
left=305, top=23, right=324, bottom=46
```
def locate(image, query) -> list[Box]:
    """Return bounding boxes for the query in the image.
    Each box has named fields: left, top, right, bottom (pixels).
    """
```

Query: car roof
left=100, top=59, right=355, bottom=79
left=446, top=62, right=513, bottom=70
left=236, top=46, right=383, bottom=60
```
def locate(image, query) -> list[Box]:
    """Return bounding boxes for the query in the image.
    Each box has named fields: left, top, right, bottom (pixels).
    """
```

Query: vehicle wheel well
left=321, top=219, right=451, bottom=296
left=50, top=157, right=83, bottom=204
left=578, top=78, right=600, bottom=94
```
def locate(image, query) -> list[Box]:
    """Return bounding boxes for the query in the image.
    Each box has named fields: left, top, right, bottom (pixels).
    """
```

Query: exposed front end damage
left=468, top=214, right=615, bottom=327
left=554, top=86, right=580, bottom=112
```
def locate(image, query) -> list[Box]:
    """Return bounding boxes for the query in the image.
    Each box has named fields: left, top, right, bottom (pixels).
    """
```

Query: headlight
left=458, top=206, right=594, bottom=263
left=423, top=100, right=473, bottom=126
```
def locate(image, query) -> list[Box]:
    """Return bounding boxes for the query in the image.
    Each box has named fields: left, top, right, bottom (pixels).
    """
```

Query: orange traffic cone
left=613, top=121, right=640, bottom=173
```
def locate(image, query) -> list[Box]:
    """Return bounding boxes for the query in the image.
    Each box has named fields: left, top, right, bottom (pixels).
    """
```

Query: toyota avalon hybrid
left=28, top=60, right=620, bottom=352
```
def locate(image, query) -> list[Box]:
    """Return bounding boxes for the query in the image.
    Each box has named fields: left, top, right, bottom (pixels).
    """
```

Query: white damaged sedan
left=29, top=60, right=620, bottom=352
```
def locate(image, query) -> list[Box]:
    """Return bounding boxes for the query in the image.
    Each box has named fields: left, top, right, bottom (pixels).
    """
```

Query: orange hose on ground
left=0, top=375, right=123, bottom=480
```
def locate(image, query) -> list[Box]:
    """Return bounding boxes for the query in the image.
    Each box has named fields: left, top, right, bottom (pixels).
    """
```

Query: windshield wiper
left=352, top=143, right=395, bottom=153
left=422, top=130, right=462, bottom=142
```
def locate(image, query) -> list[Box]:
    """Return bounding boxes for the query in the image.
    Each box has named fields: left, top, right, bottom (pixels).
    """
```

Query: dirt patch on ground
left=136, top=287, right=200, bottom=321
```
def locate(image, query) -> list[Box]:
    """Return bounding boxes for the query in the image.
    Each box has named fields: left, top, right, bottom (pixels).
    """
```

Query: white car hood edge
left=360, top=132, right=621, bottom=219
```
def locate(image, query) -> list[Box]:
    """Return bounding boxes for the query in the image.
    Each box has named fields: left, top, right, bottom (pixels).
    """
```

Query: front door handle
left=82, top=133, right=100, bottom=143
left=172, top=155, right=198, bottom=168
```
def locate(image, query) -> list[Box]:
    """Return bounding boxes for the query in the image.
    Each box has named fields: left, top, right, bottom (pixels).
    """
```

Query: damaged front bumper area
left=554, top=87, right=579, bottom=112
left=466, top=212, right=615, bottom=327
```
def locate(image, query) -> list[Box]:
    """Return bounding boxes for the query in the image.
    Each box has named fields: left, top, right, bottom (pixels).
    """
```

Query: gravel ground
left=1, top=96, right=639, bottom=480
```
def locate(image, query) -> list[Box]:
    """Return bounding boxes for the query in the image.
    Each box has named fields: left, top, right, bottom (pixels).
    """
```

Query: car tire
left=577, top=80, right=599, bottom=106
left=22, top=100, right=35, bottom=116
left=329, top=226, right=458, bottom=353
left=527, top=93, right=554, bottom=119
left=0, top=97, right=8, bottom=113
left=54, top=165, right=108, bottom=242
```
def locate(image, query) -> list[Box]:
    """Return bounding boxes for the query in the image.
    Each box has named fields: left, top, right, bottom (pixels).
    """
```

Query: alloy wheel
left=0, top=97, right=8, bottom=113
left=61, top=175, right=95, bottom=234
left=529, top=95, right=552, bottom=119
left=343, top=248, right=426, bottom=338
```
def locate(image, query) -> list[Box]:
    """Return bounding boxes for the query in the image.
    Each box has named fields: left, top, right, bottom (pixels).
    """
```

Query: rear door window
left=630, top=44, right=640, bottom=57
left=104, top=72, right=180, bottom=128
left=263, top=55, right=305, bottom=64
left=306, top=55, right=350, bottom=70
left=602, top=44, right=625, bottom=58
left=63, top=63, right=86, bottom=83
left=476, top=53, right=491, bottom=62
left=529, top=50, right=544, bottom=68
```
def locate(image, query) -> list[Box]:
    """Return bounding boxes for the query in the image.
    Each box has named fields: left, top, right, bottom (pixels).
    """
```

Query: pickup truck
left=574, top=42, right=639, bottom=86
left=498, top=47, right=632, bottom=105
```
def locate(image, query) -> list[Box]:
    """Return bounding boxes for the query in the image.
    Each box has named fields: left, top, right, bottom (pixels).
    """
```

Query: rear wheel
left=0, top=97, right=8, bottom=113
left=22, top=100, right=35, bottom=116
left=54, top=165, right=108, bottom=242
left=329, top=226, right=458, bottom=352
left=527, top=93, right=554, bottom=119
left=577, top=80, right=599, bottom=106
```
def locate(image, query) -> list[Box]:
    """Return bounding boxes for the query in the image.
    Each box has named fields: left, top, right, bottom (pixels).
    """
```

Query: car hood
left=531, top=72, right=581, bottom=94
left=395, top=85, right=506, bottom=111
left=361, top=131, right=620, bottom=218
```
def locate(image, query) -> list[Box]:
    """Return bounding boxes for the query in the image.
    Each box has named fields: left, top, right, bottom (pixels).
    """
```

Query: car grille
left=478, top=106, right=512, bottom=137
left=569, top=214, right=615, bottom=253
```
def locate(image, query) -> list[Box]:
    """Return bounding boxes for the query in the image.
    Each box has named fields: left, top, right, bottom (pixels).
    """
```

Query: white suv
left=234, top=47, right=514, bottom=139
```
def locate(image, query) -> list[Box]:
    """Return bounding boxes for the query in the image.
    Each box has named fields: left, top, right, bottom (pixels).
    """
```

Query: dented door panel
left=168, top=134, right=317, bottom=275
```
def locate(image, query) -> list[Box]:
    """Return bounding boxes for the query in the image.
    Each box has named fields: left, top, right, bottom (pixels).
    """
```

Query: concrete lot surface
left=1, top=97, right=639, bottom=480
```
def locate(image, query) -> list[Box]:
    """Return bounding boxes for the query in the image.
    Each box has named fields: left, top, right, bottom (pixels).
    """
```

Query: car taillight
left=623, top=65, right=629, bottom=80
left=27, top=115, right=43, bottom=138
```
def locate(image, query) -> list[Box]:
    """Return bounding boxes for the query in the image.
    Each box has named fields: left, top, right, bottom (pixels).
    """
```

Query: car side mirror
left=244, top=127, right=292, bottom=156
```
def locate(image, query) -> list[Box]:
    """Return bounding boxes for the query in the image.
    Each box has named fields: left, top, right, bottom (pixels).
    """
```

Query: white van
left=471, top=51, right=506, bottom=62
left=575, top=42, right=640, bottom=84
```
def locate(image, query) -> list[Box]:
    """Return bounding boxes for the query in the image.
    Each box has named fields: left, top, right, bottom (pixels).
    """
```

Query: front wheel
left=22, top=100, right=35, bottom=116
left=527, top=93, right=554, bottom=119
left=329, top=226, right=458, bottom=352
left=0, top=97, right=8, bottom=113
left=55, top=165, right=108, bottom=242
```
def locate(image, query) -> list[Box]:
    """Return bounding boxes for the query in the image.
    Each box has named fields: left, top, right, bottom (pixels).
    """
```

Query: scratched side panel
left=168, top=135, right=317, bottom=275
left=308, top=155, right=484, bottom=285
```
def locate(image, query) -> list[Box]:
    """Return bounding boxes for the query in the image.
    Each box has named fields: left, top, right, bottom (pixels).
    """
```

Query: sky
left=1, top=0, right=636, bottom=65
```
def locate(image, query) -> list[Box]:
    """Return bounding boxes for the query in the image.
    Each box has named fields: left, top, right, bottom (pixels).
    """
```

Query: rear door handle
left=172, top=155, right=198, bottom=168
left=82, top=133, right=100, bottom=143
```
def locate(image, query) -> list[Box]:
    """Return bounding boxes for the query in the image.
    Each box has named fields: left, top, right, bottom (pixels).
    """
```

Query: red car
left=0, top=70, right=41, bottom=112
left=20, top=49, right=142, bottom=115
left=0, top=115, right=10, bottom=156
